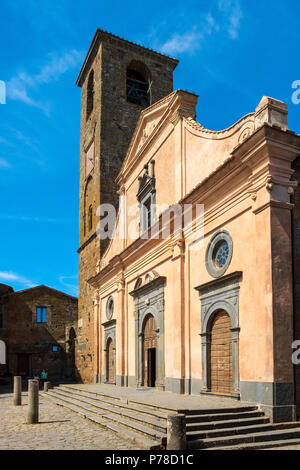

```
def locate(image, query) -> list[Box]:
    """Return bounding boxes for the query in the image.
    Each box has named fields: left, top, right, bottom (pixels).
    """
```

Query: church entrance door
left=210, top=310, right=233, bottom=394
left=107, top=338, right=115, bottom=383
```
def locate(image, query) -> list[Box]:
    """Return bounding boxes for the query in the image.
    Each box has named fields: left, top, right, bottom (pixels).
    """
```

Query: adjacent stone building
left=0, top=284, right=78, bottom=380
left=77, top=29, right=300, bottom=423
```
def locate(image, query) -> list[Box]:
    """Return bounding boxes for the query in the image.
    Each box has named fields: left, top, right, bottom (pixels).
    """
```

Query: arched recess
left=67, top=327, right=76, bottom=354
left=86, top=69, right=94, bottom=119
left=130, top=275, right=166, bottom=390
left=142, top=314, right=157, bottom=387
left=195, top=272, right=242, bottom=397
left=126, top=60, right=151, bottom=107
left=105, top=335, right=116, bottom=384
left=201, top=300, right=239, bottom=395
left=209, top=310, right=233, bottom=394
left=83, top=175, right=93, bottom=236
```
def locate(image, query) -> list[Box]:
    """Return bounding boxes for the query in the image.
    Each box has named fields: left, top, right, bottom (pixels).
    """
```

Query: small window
left=144, top=199, right=152, bottom=229
left=88, top=205, right=93, bottom=231
left=137, top=161, right=156, bottom=234
left=126, top=69, right=149, bottom=106
left=205, top=230, right=233, bottom=278
left=106, top=296, right=114, bottom=320
left=52, top=346, right=58, bottom=352
left=37, top=307, right=47, bottom=323
left=86, top=70, right=94, bottom=119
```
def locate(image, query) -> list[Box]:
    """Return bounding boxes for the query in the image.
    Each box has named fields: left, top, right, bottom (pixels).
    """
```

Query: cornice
left=129, top=276, right=166, bottom=298
left=76, top=29, right=179, bottom=88
left=195, top=271, right=243, bottom=295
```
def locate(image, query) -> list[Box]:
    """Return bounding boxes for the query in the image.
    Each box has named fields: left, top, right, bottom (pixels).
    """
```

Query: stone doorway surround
left=195, top=271, right=242, bottom=398
left=102, top=319, right=116, bottom=384
left=129, top=276, right=166, bottom=391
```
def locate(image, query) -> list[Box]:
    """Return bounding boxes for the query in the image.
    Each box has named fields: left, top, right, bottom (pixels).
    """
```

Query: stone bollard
left=44, top=381, right=51, bottom=392
left=27, top=379, right=39, bottom=424
left=13, top=376, right=22, bottom=406
left=166, top=414, right=187, bottom=450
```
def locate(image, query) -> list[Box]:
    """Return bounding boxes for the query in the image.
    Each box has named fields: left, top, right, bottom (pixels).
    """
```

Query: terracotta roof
left=76, top=28, right=179, bottom=87
left=8, top=285, right=78, bottom=300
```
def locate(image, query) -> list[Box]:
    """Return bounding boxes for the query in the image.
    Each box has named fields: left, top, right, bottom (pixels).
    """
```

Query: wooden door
left=107, top=338, right=115, bottom=383
left=210, top=311, right=233, bottom=394
left=143, top=315, right=157, bottom=387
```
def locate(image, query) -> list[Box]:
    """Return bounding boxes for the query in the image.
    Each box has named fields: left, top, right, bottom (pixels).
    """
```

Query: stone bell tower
left=76, top=29, right=178, bottom=383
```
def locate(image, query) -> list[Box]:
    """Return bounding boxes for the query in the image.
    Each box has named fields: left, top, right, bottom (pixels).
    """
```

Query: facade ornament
left=266, top=176, right=273, bottom=192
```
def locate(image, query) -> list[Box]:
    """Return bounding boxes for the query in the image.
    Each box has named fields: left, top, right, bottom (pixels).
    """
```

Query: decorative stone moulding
left=205, top=230, right=233, bottom=278
left=106, top=295, right=114, bottom=320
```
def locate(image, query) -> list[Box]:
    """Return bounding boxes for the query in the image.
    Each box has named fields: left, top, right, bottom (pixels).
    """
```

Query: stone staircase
left=44, top=385, right=300, bottom=450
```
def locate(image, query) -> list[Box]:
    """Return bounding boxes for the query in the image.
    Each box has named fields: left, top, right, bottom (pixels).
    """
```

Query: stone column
left=231, top=327, right=240, bottom=393
left=27, top=379, right=39, bottom=424
left=13, top=376, right=22, bottom=406
left=166, top=414, right=186, bottom=450
left=44, top=381, right=51, bottom=392
left=138, top=332, right=143, bottom=387
left=200, top=333, right=210, bottom=392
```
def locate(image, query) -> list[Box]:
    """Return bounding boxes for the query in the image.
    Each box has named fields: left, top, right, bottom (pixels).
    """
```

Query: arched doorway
left=106, top=337, right=115, bottom=384
left=209, top=310, right=233, bottom=394
left=143, top=314, right=157, bottom=387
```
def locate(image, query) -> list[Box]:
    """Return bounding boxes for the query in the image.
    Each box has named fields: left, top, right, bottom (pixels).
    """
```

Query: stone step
left=58, top=385, right=258, bottom=417
left=44, top=393, right=161, bottom=450
left=205, top=438, right=300, bottom=450
left=58, top=385, right=171, bottom=421
left=187, top=421, right=300, bottom=440
left=48, top=388, right=167, bottom=433
left=186, top=416, right=269, bottom=434
left=181, top=406, right=259, bottom=416
left=46, top=390, right=166, bottom=444
left=188, top=426, right=300, bottom=449
left=58, top=385, right=176, bottom=414
left=186, top=410, right=264, bottom=423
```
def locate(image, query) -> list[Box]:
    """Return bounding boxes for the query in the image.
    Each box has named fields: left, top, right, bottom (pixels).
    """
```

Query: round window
left=213, top=241, right=230, bottom=269
left=106, top=296, right=114, bottom=320
left=205, top=230, right=233, bottom=278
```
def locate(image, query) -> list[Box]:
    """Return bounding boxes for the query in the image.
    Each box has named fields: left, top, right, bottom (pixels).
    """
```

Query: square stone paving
left=0, top=391, right=139, bottom=450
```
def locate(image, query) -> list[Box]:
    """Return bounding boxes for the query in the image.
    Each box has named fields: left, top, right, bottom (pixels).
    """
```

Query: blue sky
left=0, top=0, right=299, bottom=296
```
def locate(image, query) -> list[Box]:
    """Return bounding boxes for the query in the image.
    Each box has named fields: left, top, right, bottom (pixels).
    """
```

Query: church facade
left=76, top=30, right=300, bottom=423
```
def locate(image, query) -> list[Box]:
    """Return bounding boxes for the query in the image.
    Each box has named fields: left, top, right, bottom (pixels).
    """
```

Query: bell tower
left=76, top=29, right=178, bottom=383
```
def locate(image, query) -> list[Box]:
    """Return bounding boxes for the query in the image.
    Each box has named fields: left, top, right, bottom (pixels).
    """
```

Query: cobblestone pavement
left=0, top=392, right=139, bottom=450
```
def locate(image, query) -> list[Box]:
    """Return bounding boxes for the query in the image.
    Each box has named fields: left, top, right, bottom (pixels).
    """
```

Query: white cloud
left=59, top=275, right=78, bottom=296
left=7, top=49, right=84, bottom=114
left=161, top=30, right=203, bottom=55
left=0, top=271, right=37, bottom=288
left=157, top=0, right=243, bottom=55
left=218, top=0, right=243, bottom=39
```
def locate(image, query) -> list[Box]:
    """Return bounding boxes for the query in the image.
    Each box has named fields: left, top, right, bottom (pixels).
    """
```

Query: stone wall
left=0, top=285, right=78, bottom=380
